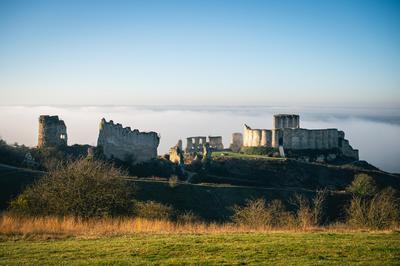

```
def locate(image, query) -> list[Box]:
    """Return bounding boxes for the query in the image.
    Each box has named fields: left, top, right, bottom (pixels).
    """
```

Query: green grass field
left=1, top=232, right=399, bottom=265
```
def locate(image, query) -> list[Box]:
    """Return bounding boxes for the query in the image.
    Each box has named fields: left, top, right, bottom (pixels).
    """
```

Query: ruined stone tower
left=38, top=115, right=67, bottom=148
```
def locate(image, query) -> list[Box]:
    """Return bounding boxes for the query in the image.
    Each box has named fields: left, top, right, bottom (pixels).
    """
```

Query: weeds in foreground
left=1, top=214, right=398, bottom=240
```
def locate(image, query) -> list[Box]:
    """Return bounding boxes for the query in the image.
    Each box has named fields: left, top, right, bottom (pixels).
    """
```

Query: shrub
left=177, top=210, right=201, bottom=224
left=232, top=198, right=293, bottom=228
left=134, top=201, right=174, bottom=220
left=347, top=187, right=399, bottom=229
left=10, top=159, right=134, bottom=218
left=291, top=190, right=327, bottom=228
left=291, top=194, right=313, bottom=228
left=347, top=174, right=377, bottom=196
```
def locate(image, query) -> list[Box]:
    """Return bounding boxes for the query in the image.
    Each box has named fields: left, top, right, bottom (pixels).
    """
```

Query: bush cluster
left=232, top=190, right=327, bottom=229
left=10, top=159, right=134, bottom=218
left=346, top=174, right=399, bottom=229
left=232, top=198, right=294, bottom=228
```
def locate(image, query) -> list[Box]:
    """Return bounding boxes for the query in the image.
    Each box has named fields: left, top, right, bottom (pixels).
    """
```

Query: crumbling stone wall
left=208, top=136, right=224, bottom=151
left=243, top=125, right=272, bottom=147
left=97, top=118, right=160, bottom=164
left=38, top=115, right=67, bottom=148
left=230, top=133, right=243, bottom=152
left=185, top=136, right=224, bottom=153
left=186, top=136, right=207, bottom=153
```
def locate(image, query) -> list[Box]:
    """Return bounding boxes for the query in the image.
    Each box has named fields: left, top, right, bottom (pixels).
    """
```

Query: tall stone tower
left=273, top=114, right=300, bottom=129
left=38, top=115, right=68, bottom=148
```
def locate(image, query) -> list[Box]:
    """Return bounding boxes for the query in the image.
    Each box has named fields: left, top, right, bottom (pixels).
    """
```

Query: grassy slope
left=206, top=155, right=400, bottom=191
left=0, top=164, right=351, bottom=221
left=0, top=164, right=44, bottom=209
left=1, top=232, right=399, bottom=265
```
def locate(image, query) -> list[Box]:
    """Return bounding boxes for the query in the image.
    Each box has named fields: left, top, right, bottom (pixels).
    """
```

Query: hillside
left=0, top=164, right=45, bottom=210
left=205, top=154, right=400, bottom=190
left=2, top=154, right=399, bottom=222
left=0, top=163, right=344, bottom=220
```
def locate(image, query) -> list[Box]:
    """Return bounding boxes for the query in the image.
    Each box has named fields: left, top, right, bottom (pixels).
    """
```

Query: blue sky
left=0, top=0, right=399, bottom=106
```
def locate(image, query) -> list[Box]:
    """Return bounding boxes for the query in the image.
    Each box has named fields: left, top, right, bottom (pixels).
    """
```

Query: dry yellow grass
left=0, top=214, right=398, bottom=240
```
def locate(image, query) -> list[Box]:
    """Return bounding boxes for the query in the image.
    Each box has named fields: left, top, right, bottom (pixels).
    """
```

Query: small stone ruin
left=37, top=115, right=67, bottom=148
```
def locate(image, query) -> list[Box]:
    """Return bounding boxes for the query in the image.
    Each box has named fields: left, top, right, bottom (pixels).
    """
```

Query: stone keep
left=97, top=118, right=160, bottom=164
left=243, top=114, right=359, bottom=160
left=38, top=115, right=67, bottom=148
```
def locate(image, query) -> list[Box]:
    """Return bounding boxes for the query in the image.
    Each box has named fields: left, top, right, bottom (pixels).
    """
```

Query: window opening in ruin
left=60, top=134, right=66, bottom=140
left=279, top=137, right=283, bottom=146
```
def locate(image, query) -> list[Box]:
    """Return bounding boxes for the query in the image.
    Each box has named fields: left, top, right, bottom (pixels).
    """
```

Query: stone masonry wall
left=230, top=133, right=243, bottom=152
left=243, top=125, right=272, bottom=147
left=186, top=136, right=207, bottom=153
left=208, top=136, right=224, bottom=151
left=38, top=115, right=67, bottom=148
left=97, top=118, right=160, bottom=164
left=273, top=114, right=300, bottom=129
left=271, top=128, right=338, bottom=149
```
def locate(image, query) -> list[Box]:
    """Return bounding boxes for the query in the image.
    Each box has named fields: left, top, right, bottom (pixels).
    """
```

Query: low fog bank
left=0, top=105, right=399, bottom=173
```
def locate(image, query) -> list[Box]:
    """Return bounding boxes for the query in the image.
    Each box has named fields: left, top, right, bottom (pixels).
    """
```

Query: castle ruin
left=186, top=136, right=224, bottom=153
left=230, top=133, right=243, bottom=152
left=97, top=118, right=160, bottom=164
left=186, top=137, right=207, bottom=153
left=208, top=136, right=224, bottom=151
left=37, top=115, right=67, bottom=148
left=243, top=114, right=359, bottom=160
